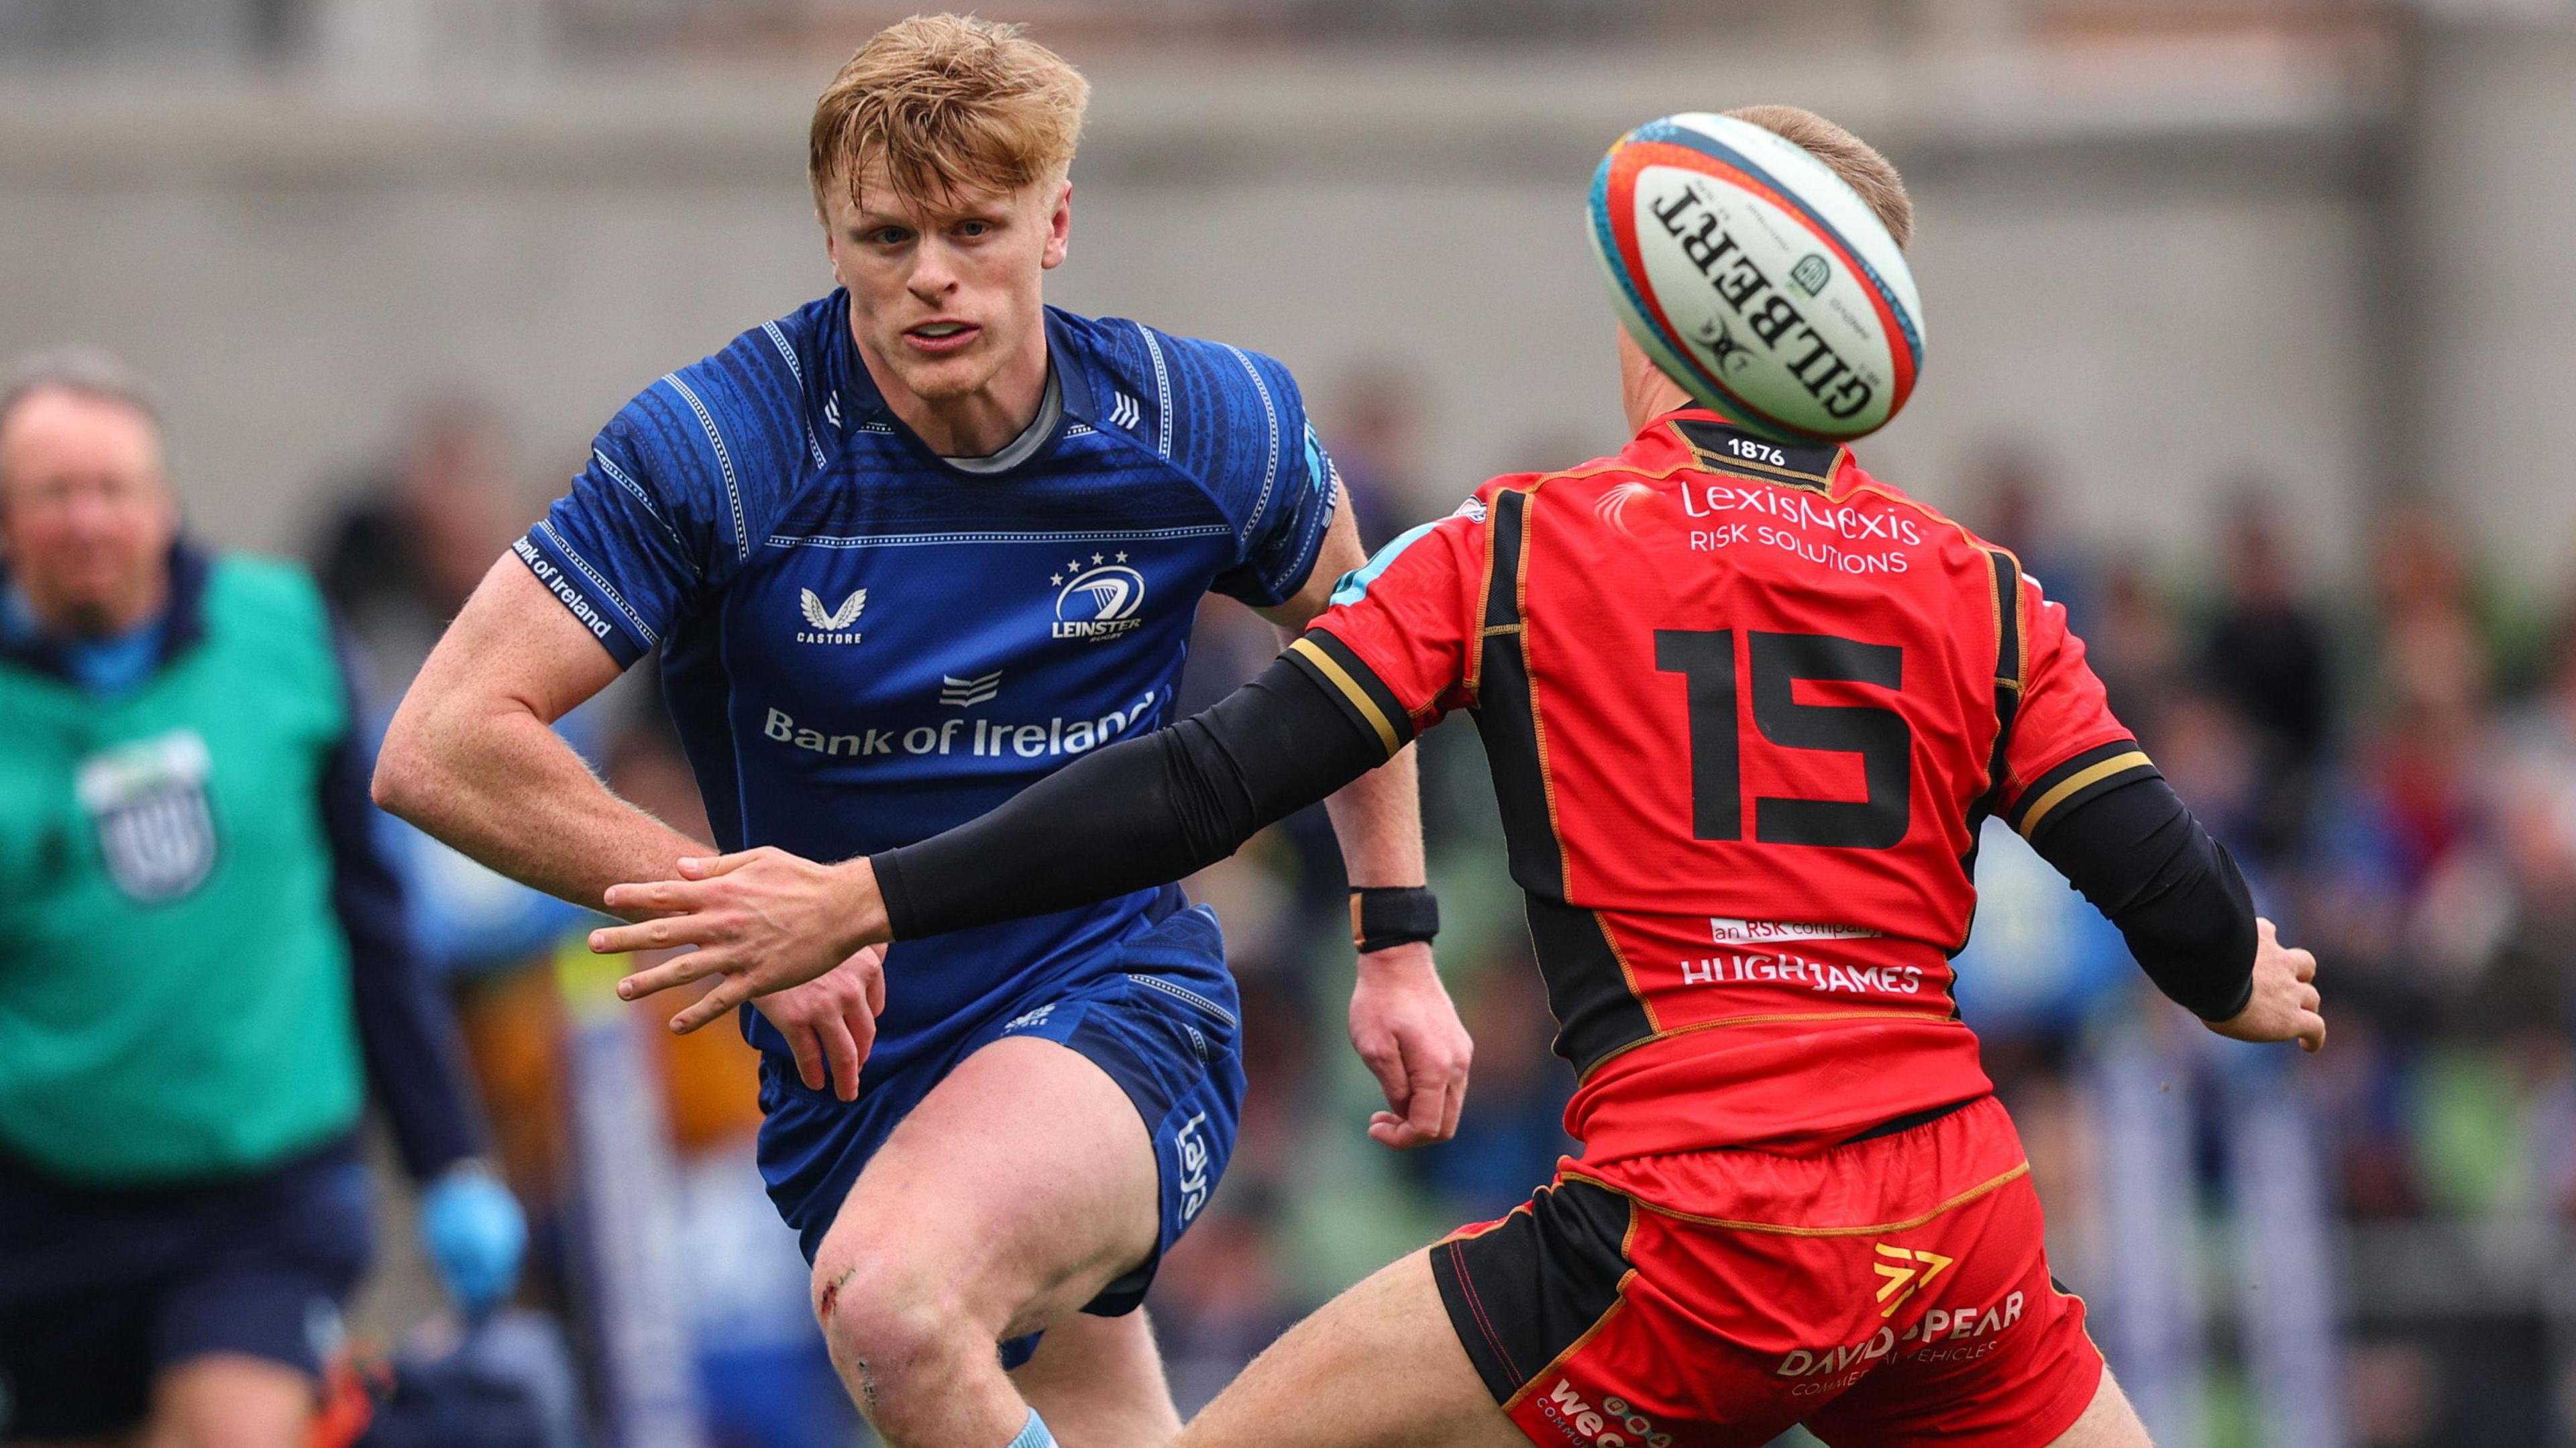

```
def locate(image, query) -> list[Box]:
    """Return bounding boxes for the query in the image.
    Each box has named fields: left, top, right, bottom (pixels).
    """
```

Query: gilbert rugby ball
left=1589, top=112, right=1925, bottom=443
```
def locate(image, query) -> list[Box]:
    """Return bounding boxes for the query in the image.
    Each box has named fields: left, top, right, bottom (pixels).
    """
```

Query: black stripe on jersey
left=1668, top=417, right=1845, bottom=493
left=1524, top=897, right=1656, bottom=1077
left=2005, top=740, right=2161, bottom=842
left=1472, top=488, right=1568, bottom=897
left=1472, top=486, right=1657, bottom=1069
left=1955, top=547, right=2029, bottom=963
left=1482, top=486, right=1528, bottom=633
left=1287, top=631, right=1415, bottom=758
left=1431, top=1178, right=1636, bottom=1407
left=1974, top=547, right=2026, bottom=822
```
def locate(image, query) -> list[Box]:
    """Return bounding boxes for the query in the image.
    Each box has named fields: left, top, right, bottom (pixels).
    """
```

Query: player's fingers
left=1438, top=1066, right=1466, bottom=1141
left=2298, top=983, right=2322, bottom=1014
left=600, top=878, right=711, bottom=915
left=615, top=950, right=720, bottom=1000
left=1391, top=1030, right=1452, bottom=1144
left=1401, top=1040, right=1444, bottom=1142
left=818, top=1017, right=863, bottom=1102
left=678, top=850, right=765, bottom=880
left=2298, top=1009, right=2327, bottom=1053
left=1368, top=1110, right=1432, bottom=1150
left=669, top=975, right=751, bottom=1034
left=848, top=1001, right=878, bottom=1081
left=1356, top=1034, right=1407, bottom=1114
left=2257, top=916, right=2279, bottom=949
left=2292, top=948, right=2318, bottom=983
left=782, top=1021, right=826, bottom=1092
left=848, top=948, right=888, bottom=1015
left=592, top=914, right=724, bottom=956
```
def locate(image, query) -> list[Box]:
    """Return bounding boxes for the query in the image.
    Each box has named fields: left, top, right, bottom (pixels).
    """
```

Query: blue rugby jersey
left=517, top=292, right=1339, bottom=1072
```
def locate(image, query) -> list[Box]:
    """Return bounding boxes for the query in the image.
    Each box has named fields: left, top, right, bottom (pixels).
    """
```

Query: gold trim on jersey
left=2015, top=750, right=2154, bottom=838
left=1289, top=636, right=1401, bottom=757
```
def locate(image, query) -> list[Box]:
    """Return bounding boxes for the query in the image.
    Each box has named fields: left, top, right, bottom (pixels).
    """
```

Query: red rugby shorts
left=1430, top=1097, right=2102, bottom=1448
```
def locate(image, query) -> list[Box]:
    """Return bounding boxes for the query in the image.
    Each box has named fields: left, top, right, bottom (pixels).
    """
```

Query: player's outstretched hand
left=1350, top=942, right=1474, bottom=1150
left=596, top=847, right=894, bottom=1035
left=2207, top=917, right=2325, bottom=1054
left=751, top=946, right=888, bottom=1101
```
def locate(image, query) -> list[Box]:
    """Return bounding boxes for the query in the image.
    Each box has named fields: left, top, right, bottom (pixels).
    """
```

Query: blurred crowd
left=292, top=376, right=2576, bottom=1448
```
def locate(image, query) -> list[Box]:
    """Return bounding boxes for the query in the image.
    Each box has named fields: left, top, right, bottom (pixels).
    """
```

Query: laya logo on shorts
left=1872, top=1241, right=1955, bottom=1316
left=1173, top=1110, right=1214, bottom=1225
left=1537, top=1380, right=1672, bottom=1448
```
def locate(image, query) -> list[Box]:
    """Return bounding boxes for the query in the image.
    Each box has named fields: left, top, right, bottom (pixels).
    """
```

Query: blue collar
left=814, top=290, right=1103, bottom=451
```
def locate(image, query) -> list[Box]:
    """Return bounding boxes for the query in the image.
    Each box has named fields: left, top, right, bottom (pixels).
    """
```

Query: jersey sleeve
left=512, top=396, right=710, bottom=669
left=1202, top=347, right=1342, bottom=608
left=1996, top=571, right=2158, bottom=842
left=1290, top=490, right=1497, bottom=756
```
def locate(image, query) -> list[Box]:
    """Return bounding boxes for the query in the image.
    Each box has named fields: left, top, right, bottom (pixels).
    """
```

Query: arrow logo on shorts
left=1872, top=1243, right=1956, bottom=1317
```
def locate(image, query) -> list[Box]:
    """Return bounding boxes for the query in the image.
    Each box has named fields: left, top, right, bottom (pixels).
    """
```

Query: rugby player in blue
left=374, top=16, right=1470, bottom=1448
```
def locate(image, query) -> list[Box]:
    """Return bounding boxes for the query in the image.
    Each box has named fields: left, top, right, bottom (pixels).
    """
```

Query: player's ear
left=1040, top=178, right=1073, bottom=271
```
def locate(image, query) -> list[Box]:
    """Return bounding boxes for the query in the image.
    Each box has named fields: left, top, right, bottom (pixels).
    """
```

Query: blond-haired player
left=376, top=17, right=1471, bottom=1447
left=607, top=106, right=2326, bottom=1448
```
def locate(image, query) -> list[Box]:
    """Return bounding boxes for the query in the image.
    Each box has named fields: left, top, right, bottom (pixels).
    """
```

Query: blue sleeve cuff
left=1219, top=447, right=1342, bottom=608
left=511, top=532, right=651, bottom=667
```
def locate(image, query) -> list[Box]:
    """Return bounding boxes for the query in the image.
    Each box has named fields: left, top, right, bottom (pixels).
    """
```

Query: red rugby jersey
left=1296, top=410, right=2150, bottom=1163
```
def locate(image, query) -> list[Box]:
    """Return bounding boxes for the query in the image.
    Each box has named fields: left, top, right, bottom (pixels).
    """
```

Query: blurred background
left=4, top=1, right=2575, bottom=1445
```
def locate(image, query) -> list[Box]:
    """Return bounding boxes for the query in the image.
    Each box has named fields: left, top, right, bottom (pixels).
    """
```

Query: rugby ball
left=1589, top=112, right=1925, bottom=443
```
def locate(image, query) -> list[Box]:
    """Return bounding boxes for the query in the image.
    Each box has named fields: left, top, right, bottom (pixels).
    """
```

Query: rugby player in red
left=615, top=107, right=2324, bottom=1448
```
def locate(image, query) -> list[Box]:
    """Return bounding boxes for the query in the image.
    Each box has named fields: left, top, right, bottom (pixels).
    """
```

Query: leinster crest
left=76, top=729, right=219, bottom=903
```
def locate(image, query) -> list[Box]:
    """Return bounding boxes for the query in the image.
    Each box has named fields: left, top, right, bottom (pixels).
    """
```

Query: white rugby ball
left=1589, top=112, right=1925, bottom=443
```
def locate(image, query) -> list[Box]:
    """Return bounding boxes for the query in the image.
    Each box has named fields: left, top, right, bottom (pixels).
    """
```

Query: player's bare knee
left=810, top=1245, right=975, bottom=1386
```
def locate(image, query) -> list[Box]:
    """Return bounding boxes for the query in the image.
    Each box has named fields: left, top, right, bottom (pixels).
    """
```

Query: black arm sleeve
left=321, top=636, right=489, bottom=1180
left=2025, top=774, right=2258, bottom=1021
left=873, top=651, right=1394, bottom=940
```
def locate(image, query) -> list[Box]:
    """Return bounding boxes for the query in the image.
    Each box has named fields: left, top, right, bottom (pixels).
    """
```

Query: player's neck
left=863, top=325, right=1054, bottom=461
left=1617, top=330, right=1695, bottom=433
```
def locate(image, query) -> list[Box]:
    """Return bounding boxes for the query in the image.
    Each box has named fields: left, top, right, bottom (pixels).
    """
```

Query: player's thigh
left=1181, top=1252, right=1522, bottom=1448
left=2044, top=1371, right=2151, bottom=1448
left=1010, top=1307, right=1181, bottom=1448
left=816, top=1034, right=1161, bottom=1335
left=146, top=1355, right=313, bottom=1448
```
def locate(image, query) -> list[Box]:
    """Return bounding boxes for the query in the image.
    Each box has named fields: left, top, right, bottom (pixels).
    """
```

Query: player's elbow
left=370, top=693, right=470, bottom=826
left=369, top=716, right=437, bottom=822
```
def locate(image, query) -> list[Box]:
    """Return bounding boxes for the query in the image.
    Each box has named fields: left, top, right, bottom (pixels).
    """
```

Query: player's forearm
left=373, top=696, right=704, bottom=919
left=871, top=653, right=1390, bottom=938
left=1322, top=744, right=1426, bottom=889
left=2029, top=775, right=2257, bottom=1021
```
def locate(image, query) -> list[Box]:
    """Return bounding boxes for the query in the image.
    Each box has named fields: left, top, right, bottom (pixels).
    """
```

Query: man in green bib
left=0, top=353, right=526, bottom=1448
